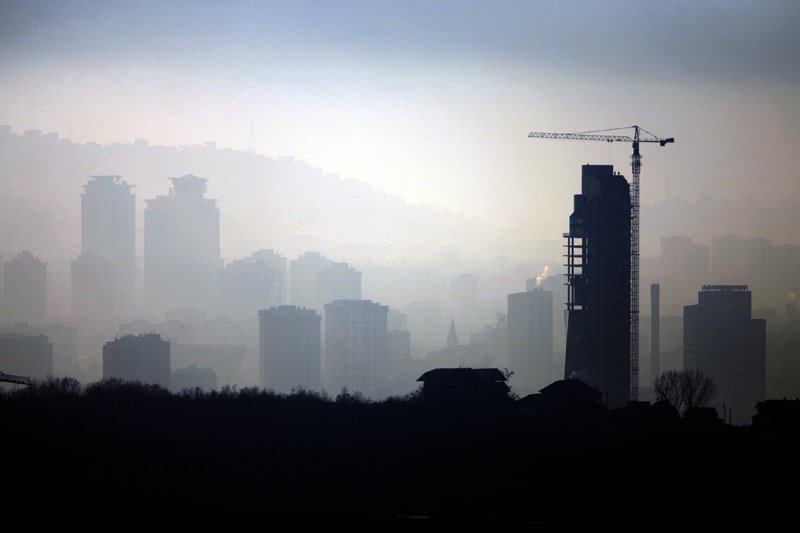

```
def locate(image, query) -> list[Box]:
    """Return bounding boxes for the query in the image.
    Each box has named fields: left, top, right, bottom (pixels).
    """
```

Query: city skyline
left=3, top=4, right=800, bottom=520
left=0, top=1, right=798, bottom=413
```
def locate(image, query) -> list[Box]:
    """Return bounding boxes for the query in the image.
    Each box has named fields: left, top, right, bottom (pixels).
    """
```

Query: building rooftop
left=701, top=285, right=749, bottom=292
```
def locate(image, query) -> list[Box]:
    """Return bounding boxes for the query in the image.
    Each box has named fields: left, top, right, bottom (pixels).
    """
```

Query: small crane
left=528, top=125, right=674, bottom=401
left=0, top=371, right=31, bottom=386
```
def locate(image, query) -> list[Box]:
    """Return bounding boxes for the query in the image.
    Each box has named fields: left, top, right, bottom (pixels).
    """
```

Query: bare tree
left=654, top=370, right=682, bottom=410
left=654, top=369, right=716, bottom=415
left=680, top=369, right=716, bottom=411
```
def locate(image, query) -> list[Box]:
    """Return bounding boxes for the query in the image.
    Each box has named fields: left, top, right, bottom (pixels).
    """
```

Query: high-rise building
left=258, top=305, right=321, bottom=393
left=508, top=287, right=553, bottom=395
left=316, top=262, right=361, bottom=308
left=1, top=251, right=47, bottom=327
left=221, top=250, right=287, bottom=319
left=144, top=175, right=221, bottom=313
left=564, top=165, right=631, bottom=408
left=405, top=300, right=444, bottom=352
left=102, top=334, right=170, bottom=388
left=251, top=249, right=288, bottom=304
left=684, top=285, right=766, bottom=424
left=0, top=333, right=53, bottom=379
left=2, top=322, right=78, bottom=379
left=72, top=176, right=135, bottom=322
left=289, top=252, right=330, bottom=310
left=325, top=299, right=388, bottom=399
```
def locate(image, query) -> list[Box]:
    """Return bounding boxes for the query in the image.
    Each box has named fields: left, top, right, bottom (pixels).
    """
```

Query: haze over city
left=1, top=1, right=799, bottom=521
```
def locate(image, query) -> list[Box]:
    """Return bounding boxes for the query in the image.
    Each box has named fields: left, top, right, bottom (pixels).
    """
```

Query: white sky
left=2, top=0, right=799, bottom=235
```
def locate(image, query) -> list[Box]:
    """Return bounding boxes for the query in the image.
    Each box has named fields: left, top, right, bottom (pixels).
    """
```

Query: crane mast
left=528, top=125, right=673, bottom=401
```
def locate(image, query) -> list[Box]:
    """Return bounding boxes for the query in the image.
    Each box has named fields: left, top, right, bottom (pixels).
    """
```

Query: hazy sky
left=2, top=0, right=799, bottom=233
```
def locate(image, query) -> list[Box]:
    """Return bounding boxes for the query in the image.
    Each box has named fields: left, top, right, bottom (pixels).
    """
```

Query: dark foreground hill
left=2, top=379, right=796, bottom=524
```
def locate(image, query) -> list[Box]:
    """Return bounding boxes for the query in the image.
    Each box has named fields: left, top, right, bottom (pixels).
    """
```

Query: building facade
left=72, top=175, right=135, bottom=322
left=144, top=175, right=221, bottom=314
left=508, top=287, right=553, bottom=395
left=0, top=333, right=53, bottom=379
left=564, top=165, right=631, bottom=408
left=289, top=252, right=330, bottom=310
left=1, top=251, right=47, bottom=327
left=102, top=334, right=170, bottom=388
left=324, top=299, right=388, bottom=399
left=684, top=285, right=766, bottom=424
left=258, top=305, right=321, bottom=393
left=316, top=262, right=361, bottom=309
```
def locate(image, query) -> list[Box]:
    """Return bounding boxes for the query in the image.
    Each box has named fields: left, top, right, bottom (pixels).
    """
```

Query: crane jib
left=527, top=126, right=673, bottom=403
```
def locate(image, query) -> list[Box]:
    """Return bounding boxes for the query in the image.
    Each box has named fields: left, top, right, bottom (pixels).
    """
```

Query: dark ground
left=3, top=380, right=796, bottom=524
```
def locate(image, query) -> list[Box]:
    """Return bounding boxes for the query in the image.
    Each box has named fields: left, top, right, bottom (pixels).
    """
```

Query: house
left=416, top=368, right=510, bottom=405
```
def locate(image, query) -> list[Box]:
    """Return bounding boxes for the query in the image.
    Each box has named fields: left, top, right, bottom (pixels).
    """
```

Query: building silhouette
left=1, top=251, right=47, bottom=327
left=651, top=283, right=661, bottom=383
left=469, top=313, right=508, bottom=370
left=387, top=309, right=408, bottom=332
left=564, top=165, right=631, bottom=408
left=385, top=328, right=413, bottom=396
left=144, top=175, right=221, bottom=314
left=171, top=343, right=246, bottom=388
left=316, top=261, right=362, bottom=308
left=416, top=368, right=510, bottom=405
left=71, top=175, right=135, bottom=323
left=251, top=249, right=288, bottom=304
left=289, top=252, right=330, bottom=310
left=767, top=310, right=800, bottom=400
left=102, top=334, right=170, bottom=388
left=221, top=250, right=287, bottom=319
left=171, top=365, right=217, bottom=392
left=0, top=333, right=53, bottom=379
left=405, top=300, right=445, bottom=353
left=3, top=322, right=78, bottom=379
left=684, top=285, right=766, bottom=424
left=258, top=305, right=321, bottom=393
left=508, top=287, right=553, bottom=395
left=447, top=317, right=459, bottom=348
left=427, top=318, right=491, bottom=370
left=325, top=299, right=388, bottom=399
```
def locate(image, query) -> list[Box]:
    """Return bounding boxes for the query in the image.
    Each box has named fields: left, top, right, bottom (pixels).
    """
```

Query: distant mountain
left=0, top=125, right=503, bottom=266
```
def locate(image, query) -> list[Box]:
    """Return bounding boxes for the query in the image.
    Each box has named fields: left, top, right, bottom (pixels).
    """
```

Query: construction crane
left=0, top=371, right=31, bottom=386
left=528, top=125, right=674, bottom=401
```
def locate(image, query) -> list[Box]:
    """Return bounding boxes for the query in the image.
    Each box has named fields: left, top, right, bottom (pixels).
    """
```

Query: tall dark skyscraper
left=564, top=165, right=631, bottom=408
left=259, top=305, right=321, bottom=393
left=71, top=175, right=135, bottom=322
left=684, top=285, right=766, bottom=424
left=1, top=251, right=47, bottom=327
left=508, top=287, right=553, bottom=395
left=145, top=175, right=221, bottom=314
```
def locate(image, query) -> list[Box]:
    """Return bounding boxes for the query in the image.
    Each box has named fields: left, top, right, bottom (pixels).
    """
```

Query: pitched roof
left=417, top=368, right=507, bottom=382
